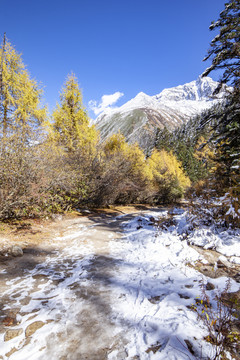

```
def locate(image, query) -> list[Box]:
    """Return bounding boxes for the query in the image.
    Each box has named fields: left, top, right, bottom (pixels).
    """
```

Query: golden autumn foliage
left=103, top=133, right=151, bottom=184
left=103, top=132, right=126, bottom=154
left=0, top=38, right=48, bottom=218
left=90, top=134, right=190, bottom=206
left=51, top=73, right=98, bottom=156
left=148, top=149, right=191, bottom=203
left=148, top=149, right=191, bottom=188
left=194, top=136, right=216, bottom=173
left=90, top=133, right=150, bottom=205
left=0, top=38, right=46, bottom=140
left=0, top=38, right=192, bottom=218
left=39, top=73, right=100, bottom=211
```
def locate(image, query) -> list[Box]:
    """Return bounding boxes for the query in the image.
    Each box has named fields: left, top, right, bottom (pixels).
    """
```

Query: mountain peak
left=99, top=76, right=227, bottom=120
left=120, top=91, right=152, bottom=111
left=95, top=76, right=229, bottom=151
left=155, top=76, right=225, bottom=103
left=136, top=91, right=148, bottom=98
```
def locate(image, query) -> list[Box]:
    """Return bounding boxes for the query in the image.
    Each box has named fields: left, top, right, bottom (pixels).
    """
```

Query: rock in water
left=11, top=246, right=23, bottom=257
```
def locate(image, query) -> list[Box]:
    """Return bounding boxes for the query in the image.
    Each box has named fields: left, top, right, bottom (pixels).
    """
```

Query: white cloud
left=89, top=91, right=124, bottom=116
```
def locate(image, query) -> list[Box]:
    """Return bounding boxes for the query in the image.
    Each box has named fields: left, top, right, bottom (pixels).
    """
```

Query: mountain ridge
left=95, top=76, right=229, bottom=151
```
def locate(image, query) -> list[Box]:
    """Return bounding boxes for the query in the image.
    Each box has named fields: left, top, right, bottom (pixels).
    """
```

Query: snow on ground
left=185, top=211, right=240, bottom=261
left=0, top=224, right=97, bottom=360
left=108, top=209, right=240, bottom=359
left=0, top=209, right=239, bottom=359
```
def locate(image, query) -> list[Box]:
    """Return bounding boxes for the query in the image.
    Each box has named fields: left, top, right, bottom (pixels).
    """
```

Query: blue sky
left=1, top=0, right=226, bottom=118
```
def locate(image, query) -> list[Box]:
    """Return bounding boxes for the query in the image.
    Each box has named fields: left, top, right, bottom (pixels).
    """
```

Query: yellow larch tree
left=0, top=35, right=46, bottom=142
left=51, top=73, right=98, bottom=155
left=0, top=35, right=47, bottom=218
left=148, top=149, right=191, bottom=202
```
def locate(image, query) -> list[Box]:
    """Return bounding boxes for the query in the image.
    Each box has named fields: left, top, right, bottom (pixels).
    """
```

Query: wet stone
left=2, top=309, right=20, bottom=326
left=25, top=321, right=45, bottom=337
left=233, top=272, right=240, bottom=283
left=2, top=316, right=16, bottom=327
left=5, top=347, right=18, bottom=357
left=11, top=292, right=22, bottom=299
left=20, top=308, right=40, bottom=317
left=206, top=282, right=215, bottom=290
left=4, top=328, right=23, bottom=341
left=217, top=260, right=225, bottom=268
left=26, top=314, right=38, bottom=322
left=52, top=278, right=65, bottom=285
left=146, top=341, right=162, bottom=354
left=178, top=293, right=190, bottom=299
left=148, top=295, right=165, bottom=304
left=68, top=282, right=80, bottom=290
left=32, top=274, right=49, bottom=280
left=20, top=296, right=31, bottom=306
left=11, top=246, right=23, bottom=257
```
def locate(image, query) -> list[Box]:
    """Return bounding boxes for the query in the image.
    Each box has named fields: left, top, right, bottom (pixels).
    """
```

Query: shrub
left=192, top=279, right=240, bottom=360
left=148, top=149, right=191, bottom=203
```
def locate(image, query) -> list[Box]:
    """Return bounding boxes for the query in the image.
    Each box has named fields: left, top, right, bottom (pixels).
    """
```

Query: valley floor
left=0, top=207, right=239, bottom=360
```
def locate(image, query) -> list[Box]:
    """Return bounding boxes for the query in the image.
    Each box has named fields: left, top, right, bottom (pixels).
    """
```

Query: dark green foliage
left=175, top=142, right=208, bottom=183
left=154, top=127, right=172, bottom=152
left=196, top=0, right=240, bottom=224
left=201, top=0, right=240, bottom=182
left=200, top=90, right=240, bottom=194
left=202, top=0, right=240, bottom=90
left=151, top=175, right=184, bottom=204
left=155, top=118, right=211, bottom=183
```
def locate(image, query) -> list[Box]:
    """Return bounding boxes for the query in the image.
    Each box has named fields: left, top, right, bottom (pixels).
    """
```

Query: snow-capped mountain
left=95, top=77, right=229, bottom=151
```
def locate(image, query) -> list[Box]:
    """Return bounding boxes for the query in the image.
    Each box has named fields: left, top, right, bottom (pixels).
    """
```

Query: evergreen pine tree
left=201, top=0, right=240, bottom=223
left=202, top=0, right=240, bottom=190
left=202, top=0, right=240, bottom=89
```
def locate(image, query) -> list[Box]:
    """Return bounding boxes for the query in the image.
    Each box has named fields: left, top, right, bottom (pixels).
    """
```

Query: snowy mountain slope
left=95, top=76, right=229, bottom=150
